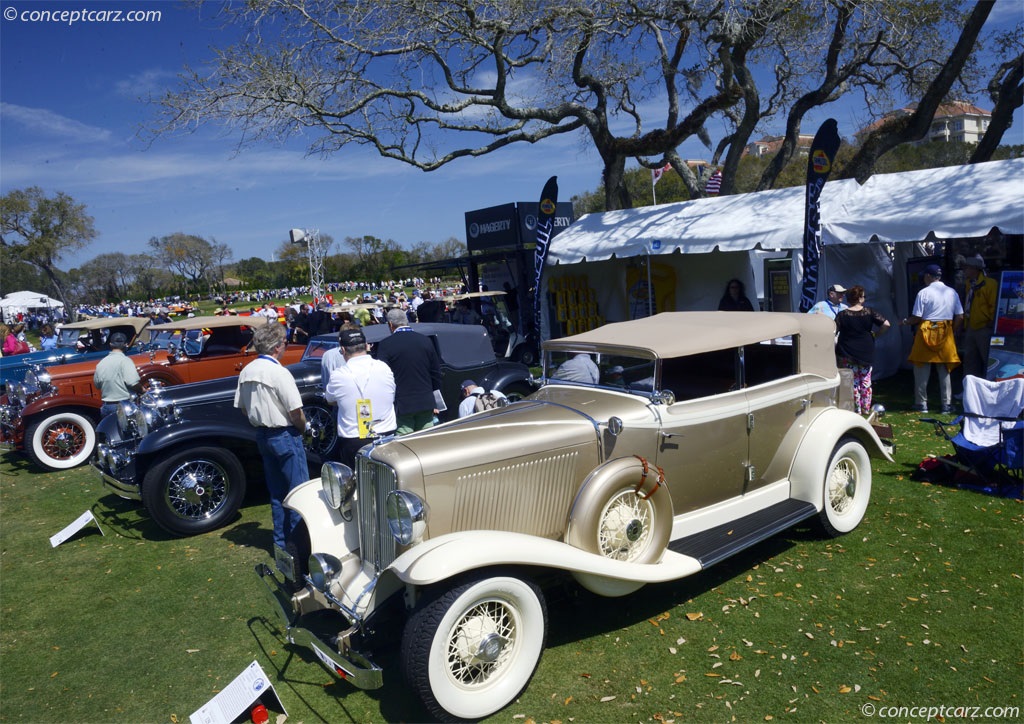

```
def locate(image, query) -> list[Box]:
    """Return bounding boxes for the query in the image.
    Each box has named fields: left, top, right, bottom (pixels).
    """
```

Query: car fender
left=788, top=407, right=893, bottom=509
left=135, top=361, right=183, bottom=386
left=284, top=478, right=360, bottom=558
left=22, top=393, right=102, bottom=422
left=387, top=529, right=701, bottom=588
left=135, top=417, right=259, bottom=459
left=480, top=364, right=533, bottom=393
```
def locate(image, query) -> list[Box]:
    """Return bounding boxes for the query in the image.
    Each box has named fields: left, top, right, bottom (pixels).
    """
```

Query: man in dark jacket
left=374, top=309, right=442, bottom=434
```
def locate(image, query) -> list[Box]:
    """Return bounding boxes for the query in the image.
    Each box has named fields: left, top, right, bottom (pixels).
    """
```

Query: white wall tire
left=817, top=437, right=872, bottom=537
left=25, top=411, right=97, bottom=470
left=402, top=574, right=547, bottom=722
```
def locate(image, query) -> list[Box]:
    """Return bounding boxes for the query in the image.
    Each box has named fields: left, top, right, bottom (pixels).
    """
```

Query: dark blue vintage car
left=92, top=324, right=534, bottom=537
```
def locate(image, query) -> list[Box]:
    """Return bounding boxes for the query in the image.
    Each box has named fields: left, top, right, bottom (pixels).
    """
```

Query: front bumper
left=255, top=562, right=384, bottom=691
left=92, top=443, right=142, bottom=501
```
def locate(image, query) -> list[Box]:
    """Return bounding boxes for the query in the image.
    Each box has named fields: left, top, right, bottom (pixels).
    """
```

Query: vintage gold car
left=257, top=311, right=892, bottom=721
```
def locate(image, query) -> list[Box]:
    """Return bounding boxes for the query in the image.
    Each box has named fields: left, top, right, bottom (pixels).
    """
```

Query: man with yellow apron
left=901, top=264, right=964, bottom=414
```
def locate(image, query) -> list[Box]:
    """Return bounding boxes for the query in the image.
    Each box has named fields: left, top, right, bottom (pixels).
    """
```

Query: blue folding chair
left=920, top=375, right=1024, bottom=497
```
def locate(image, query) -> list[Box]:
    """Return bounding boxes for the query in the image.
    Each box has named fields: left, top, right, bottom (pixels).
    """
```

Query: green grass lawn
left=1, top=371, right=1021, bottom=723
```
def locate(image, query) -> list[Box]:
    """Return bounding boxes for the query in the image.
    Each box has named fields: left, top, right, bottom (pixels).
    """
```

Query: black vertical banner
left=798, top=119, right=841, bottom=312
left=532, top=176, right=558, bottom=337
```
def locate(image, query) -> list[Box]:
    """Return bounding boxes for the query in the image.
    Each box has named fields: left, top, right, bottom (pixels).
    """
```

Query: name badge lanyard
left=352, top=371, right=375, bottom=438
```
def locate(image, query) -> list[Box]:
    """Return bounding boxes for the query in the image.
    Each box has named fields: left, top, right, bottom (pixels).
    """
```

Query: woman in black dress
left=835, top=285, right=891, bottom=414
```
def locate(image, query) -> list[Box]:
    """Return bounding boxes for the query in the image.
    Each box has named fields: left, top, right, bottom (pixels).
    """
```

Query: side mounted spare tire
left=565, top=456, right=673, bottom=564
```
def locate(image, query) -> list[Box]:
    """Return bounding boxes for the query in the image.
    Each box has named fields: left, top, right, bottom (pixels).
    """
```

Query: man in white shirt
left=807, top=284, right=848, bottom=320
left=554, top=353, right=600, bottom=384
left=325, top=327, right=397, bottom=466
left=234, top=322, right=308, bottom=551
left=458, top=379, right=508, bottom=417
left=901, top=264, right=964, bottom=414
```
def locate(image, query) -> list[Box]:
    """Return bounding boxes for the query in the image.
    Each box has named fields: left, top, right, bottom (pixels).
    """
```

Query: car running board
left=668, top=499, right=817, bottom=569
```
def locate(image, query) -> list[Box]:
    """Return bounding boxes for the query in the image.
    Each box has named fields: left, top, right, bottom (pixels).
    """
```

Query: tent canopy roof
left=1, top=291, right=64, bottom=307
left=548, top=159, right=1023, bottom=265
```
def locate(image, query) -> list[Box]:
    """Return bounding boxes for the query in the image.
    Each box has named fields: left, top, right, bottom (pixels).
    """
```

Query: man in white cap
left=807, top=284, right=848, bottom=320
left=960, top=254, right=997, bottom=380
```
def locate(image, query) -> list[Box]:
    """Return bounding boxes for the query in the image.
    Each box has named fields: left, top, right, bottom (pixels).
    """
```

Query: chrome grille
left=355, top=455, right=398, bottom=573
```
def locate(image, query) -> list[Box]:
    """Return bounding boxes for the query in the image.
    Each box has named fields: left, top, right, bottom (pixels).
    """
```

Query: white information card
left=49, top=510, right=104, bottom=548
left=190, top=660, right=286, bottom=724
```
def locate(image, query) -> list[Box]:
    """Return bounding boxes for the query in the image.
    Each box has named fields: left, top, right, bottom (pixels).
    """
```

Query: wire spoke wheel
left=597, top=489, right=655, bottom=561
left=817, top=437, right=872, bottom=537
left=446, top=598, right=517, bottom=688
left=164, top=458, right=230, bottom=521
left=827, top=456, right=858, bottom=516
left=402, top=574, right=547, bottom=721
left=142, top=446, right=245, bottom=537
left=26, top=411, right=96, bottom=470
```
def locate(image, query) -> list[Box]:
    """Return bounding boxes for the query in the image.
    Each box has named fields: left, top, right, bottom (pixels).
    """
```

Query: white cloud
left=114, top=68, right=180, bottom=99
left=0, top=103, right=112, bottom=143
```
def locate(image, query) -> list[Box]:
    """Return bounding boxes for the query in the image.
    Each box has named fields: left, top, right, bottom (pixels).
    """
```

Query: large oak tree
left=152, top=1, right=1013, bottom=209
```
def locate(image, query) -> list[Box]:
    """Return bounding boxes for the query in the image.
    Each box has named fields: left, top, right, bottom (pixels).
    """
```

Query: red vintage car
left=0, top=315, right=304, bottom=471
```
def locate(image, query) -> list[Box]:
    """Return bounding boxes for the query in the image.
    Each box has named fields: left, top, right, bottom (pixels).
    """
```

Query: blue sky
left=2, top=1, right=1021, bottom=272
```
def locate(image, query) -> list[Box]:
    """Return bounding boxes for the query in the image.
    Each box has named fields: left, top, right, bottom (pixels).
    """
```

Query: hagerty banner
left=798, top=119, right=841, bottom=312
left=532, top=176, right=558, bottom=337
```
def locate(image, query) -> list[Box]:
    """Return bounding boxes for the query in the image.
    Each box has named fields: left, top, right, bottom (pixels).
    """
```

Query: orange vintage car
left=0, top=315, right=305, bottom=471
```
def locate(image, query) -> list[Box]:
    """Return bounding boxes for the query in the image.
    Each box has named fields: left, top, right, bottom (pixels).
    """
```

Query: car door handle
left=660, top=431, right=681, bottom=439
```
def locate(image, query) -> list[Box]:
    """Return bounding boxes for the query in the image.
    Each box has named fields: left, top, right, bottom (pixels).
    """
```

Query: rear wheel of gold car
left=142, top=446, right=246, bottom=537
left=817, top=437, right=872, bottom=537
left=402, top=573, right=547, bottom=722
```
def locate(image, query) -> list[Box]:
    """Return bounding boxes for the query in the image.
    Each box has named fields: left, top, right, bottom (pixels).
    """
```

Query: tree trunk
left=839, top=1, right=992, bottom=183
left=602, top=154, right=631, bottom=210
left=970, top=52, right=1023, bottom=164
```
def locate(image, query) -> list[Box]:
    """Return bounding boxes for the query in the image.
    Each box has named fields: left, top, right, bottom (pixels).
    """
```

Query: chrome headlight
left=10, top=382, right=34, bottom=407
left=386, top=490, right=429, bottom=546
left=321, top=462, right=356, bottom=513
left=24, top=367, right=51, bottom=392
left=116, top=401, right=149, bottom=438
left=308, top=552, right=342, bottom=591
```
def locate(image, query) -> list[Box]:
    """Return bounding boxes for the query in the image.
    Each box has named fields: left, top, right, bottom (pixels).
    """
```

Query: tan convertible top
left=545, top=312, right=838, bottom=374
left=159, top=315, right=271, bottom=331
left=60, top=317, right=151, bottom=334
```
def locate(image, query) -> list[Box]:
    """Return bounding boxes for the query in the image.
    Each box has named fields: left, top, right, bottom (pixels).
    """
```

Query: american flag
left=652, top=162, right=672, bottom=184
left=705, top=169, right=722, bottom=195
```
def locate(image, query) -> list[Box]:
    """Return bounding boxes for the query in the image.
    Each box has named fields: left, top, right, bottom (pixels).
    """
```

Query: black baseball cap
left=339, top=329, right=366, bottom=347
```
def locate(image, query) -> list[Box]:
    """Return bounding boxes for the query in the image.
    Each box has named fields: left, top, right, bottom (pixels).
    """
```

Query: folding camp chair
left=919, top=375, right=1024, bottom=497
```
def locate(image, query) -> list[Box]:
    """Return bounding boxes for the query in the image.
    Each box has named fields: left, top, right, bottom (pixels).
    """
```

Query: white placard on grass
left=49, top=510, right=104, bottom=547
left=190, top=660, right=286, bottom=724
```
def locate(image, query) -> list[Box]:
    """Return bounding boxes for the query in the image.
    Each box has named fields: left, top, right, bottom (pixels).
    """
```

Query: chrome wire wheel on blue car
left=142, top=446, right=246, bottom=537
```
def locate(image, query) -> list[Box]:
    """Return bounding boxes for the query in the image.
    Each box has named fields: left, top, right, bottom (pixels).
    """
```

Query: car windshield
left=146, top=329, right=182, bottom=350
left=56, top=328, right=87, bottom=349
left=302, top=337, right=338, bottom=362
left=545, top=349, right=657, bottom=393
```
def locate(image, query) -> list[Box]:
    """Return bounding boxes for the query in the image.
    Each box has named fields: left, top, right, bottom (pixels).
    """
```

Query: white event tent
left=544, top=158, right=1023, bottom=378
left=0, top=291, right=65, bottom=322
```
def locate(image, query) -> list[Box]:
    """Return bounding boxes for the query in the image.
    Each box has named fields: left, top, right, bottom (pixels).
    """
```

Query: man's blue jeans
left=257, top=427, right=310, bottom=550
